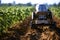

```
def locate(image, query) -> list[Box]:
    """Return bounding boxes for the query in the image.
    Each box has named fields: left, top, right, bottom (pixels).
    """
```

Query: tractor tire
left=50, top=22, right=56, bottom=30
left=31, top=24, right=37, bottom=29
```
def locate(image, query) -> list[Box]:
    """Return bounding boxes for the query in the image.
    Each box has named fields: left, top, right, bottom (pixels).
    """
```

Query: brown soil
left=0, top=16, right=60, bottom=40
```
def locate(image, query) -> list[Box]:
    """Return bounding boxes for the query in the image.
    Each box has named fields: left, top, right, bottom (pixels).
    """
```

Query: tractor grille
left=35, top=20, right=49, bottom=24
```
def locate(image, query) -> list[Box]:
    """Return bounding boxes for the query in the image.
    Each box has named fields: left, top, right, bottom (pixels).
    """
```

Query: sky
left=1, top=0, right=60, bottom=4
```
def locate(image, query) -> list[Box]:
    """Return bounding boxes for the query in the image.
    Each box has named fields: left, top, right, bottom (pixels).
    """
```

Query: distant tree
left=17, top=3, right=26, bottom=6
left=53, top=3, right=57, bottom=6
left=17, top=3, right=21, bottom=5
left=8, top=3, right=12, bottom=6
left=26, top=2, right=32, bottom=6
left=58, top=2, right=60, bottom=6
left=1, top=4, right=8, bottom=6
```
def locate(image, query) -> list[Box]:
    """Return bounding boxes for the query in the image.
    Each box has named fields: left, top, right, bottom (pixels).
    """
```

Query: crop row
left=0, top=6, right=34, bottom=34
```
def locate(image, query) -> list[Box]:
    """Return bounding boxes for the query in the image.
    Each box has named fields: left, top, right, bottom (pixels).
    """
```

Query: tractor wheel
left=31, top=24, right=37, bottom=29
left=50, top=22, right=56, bottom=30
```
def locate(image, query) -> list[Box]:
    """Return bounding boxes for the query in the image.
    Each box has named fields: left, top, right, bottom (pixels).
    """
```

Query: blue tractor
left=31, top=4, right=56, bottom=29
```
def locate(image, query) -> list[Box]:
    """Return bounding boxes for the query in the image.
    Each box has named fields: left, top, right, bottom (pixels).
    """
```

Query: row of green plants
left=50, top=6, right=60, bottom=18
left=0, top=6, right=34, bottom=34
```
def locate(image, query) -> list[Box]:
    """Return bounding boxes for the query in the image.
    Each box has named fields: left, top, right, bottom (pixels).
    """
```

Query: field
left=50, top=6, right=60, bottom=28
left=0, top=6, right=60, bottom=40
left=0, top=6, right=34, bottom=34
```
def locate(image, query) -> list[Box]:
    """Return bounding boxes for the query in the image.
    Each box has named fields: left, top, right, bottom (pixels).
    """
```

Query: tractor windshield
left=36, top=4, right=48, bottom=12
left=39, top=5, right=47, bottom=11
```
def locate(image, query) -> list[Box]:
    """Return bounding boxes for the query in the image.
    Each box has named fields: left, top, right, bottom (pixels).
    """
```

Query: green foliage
left=0, top=6, right=34, bottom=34
left=50, top=6, right=60, bottom=18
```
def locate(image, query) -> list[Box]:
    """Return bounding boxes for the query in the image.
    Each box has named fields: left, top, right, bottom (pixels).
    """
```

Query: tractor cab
left=35, top=4, right=48, bottom=12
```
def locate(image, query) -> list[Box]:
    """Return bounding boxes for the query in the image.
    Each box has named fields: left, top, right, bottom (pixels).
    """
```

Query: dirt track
left=0, top=16, right=60, bottom=40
